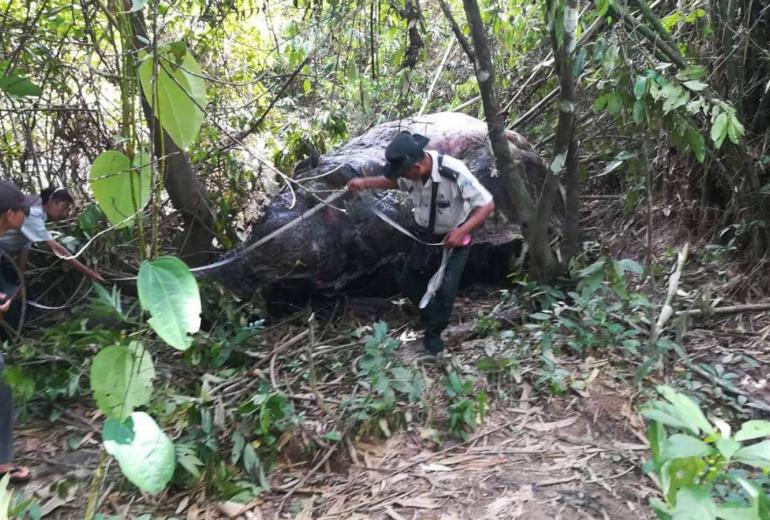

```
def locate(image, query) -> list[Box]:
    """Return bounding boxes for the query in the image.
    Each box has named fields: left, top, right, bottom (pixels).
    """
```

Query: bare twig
left=508, top=87, right=560, bottom=130
left=306, top=313, right=330, bottom=413
left=670, top=342, right=770, bottom=414
left=675, top=303, right=770, bottom=317
left=256, top=330, right=310, bottom=367
left=437, top=0, right=475, bottom=62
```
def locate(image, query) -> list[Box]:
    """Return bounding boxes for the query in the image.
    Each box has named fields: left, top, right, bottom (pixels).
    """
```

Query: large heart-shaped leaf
left=734, top=440, right=770, bottom=470
left=89, top=150, right=152, bottom=228
left=673, top=486, right=717, bottom=520
left=662, top=434, right=715, bottom=462
left=90, top=342, right=155, bottom=421
left=0, top=73, right=42, bottom=97
left=735, top=420, right=770, bottom=442
left=137, top=256, right=200, bottom=350
left=137, top=45, right=207, bottom=150
left=103, top=412, right=175, bottom=495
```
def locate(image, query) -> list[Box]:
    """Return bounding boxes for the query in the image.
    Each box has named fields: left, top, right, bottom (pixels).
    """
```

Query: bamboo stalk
left=508, top=87, right=560, bottom=130
left=437, top=0, right=475, bottom=62
left=608, top=4, right=687, bottom=69
left=452, top=95, right=480, bottom=112
left=628, top=0, right=682, bottom=59
left=83, top=449, right=107, bottom=520
left=419, top=38, right=455, bottom=116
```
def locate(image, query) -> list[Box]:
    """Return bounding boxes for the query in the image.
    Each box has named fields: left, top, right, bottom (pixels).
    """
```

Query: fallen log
left=206, top=112, right=562, bottom=303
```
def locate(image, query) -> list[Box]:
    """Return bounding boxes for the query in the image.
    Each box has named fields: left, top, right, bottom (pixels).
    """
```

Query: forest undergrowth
left=3, top=191, right=770, bottom=520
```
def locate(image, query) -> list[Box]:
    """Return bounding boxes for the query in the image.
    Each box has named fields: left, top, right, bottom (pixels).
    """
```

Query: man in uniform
left=347, top=131, right=495, bottom=354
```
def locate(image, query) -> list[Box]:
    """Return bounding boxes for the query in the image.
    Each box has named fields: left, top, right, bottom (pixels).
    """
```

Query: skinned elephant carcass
left=207, top=112, right=560, bottom=304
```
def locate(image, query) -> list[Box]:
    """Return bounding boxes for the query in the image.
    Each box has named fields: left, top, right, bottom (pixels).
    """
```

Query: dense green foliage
left=643, top=387, right=770, bottom=519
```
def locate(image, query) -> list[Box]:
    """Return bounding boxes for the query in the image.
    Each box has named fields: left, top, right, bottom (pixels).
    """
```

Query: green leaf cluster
left=349, top=321, right=425, bottom=437
left=88, top=256, right=201, bottom=495
left=444, top=371, right=487, bottom=439
left=642, top=386, right=770, bottom=519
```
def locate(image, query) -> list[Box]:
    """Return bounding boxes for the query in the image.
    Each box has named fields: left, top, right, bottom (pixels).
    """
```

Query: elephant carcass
left=207, top=112, right=556, bottom=300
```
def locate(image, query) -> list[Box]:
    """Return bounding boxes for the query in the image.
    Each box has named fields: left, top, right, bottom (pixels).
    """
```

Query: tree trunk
left=563, top=137, right=580, bottom=260
left=128, top=10, right=215, bottom=266
left=548, top=0, right=580, bottom=262
left=461, top=0, right=560, bottom=281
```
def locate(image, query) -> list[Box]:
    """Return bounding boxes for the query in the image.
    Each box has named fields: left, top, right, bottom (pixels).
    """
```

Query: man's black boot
left=424, top=335, right=444, bottom=355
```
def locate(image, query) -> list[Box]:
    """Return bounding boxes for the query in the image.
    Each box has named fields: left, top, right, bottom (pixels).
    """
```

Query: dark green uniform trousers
left=400, top=246, right=469, bottom=343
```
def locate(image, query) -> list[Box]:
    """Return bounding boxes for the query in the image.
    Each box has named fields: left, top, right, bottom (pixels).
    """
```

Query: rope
left=110, top=188, right=448, bottom=283
left=366, top=202, right=444, bottom=246
left=111, top=189, right=349, bottom=282
left=30, top=188, right=455, bottom=310
left=27, top=286, right=93, bottom=310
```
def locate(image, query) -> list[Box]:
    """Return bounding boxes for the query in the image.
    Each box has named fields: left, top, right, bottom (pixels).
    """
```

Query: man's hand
left=443, top=228, right=470, bottom=249
left=0, top=292, right=10, bottom=315
left=443, top=201, right=495, bottom=250
left=346, top=176, right=398, bottom=192
left=346, top=178, right=368, bottom=192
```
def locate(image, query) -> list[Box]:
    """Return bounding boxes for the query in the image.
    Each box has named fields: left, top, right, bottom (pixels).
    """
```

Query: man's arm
left=444, top=201, right=495, bottom=248
left=45, top=240, right=105, bottom=283
left=346, top=176, right=398, bottom=192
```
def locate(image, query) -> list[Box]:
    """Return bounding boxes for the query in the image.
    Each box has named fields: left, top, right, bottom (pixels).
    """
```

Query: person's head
left=41, top=186, right=75, bottom=221
left=383, top=131, right=432, bottom=182
left=0, top=180, right=30, bottom=231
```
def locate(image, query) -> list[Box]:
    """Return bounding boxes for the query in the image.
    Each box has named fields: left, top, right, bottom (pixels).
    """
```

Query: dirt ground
left=11, top=195, right=770, bottom=518
left=244, top=361, right=656, bottom=520
left=254, top=395, right=654, bottom=520
left=10, top=300, right=660, bottom=519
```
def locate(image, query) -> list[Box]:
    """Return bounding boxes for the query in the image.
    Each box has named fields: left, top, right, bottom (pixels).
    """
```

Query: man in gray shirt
left=0, top=186, right=104, bottom=285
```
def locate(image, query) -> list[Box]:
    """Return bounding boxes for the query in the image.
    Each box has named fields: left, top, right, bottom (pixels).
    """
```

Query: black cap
left=0, top=180, right=31, bottom=216
left=383, top=131, right=429, bottom=179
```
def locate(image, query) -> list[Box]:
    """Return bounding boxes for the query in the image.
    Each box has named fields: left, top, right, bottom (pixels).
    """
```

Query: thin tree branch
left=437, top=0, right=475, bottom=62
